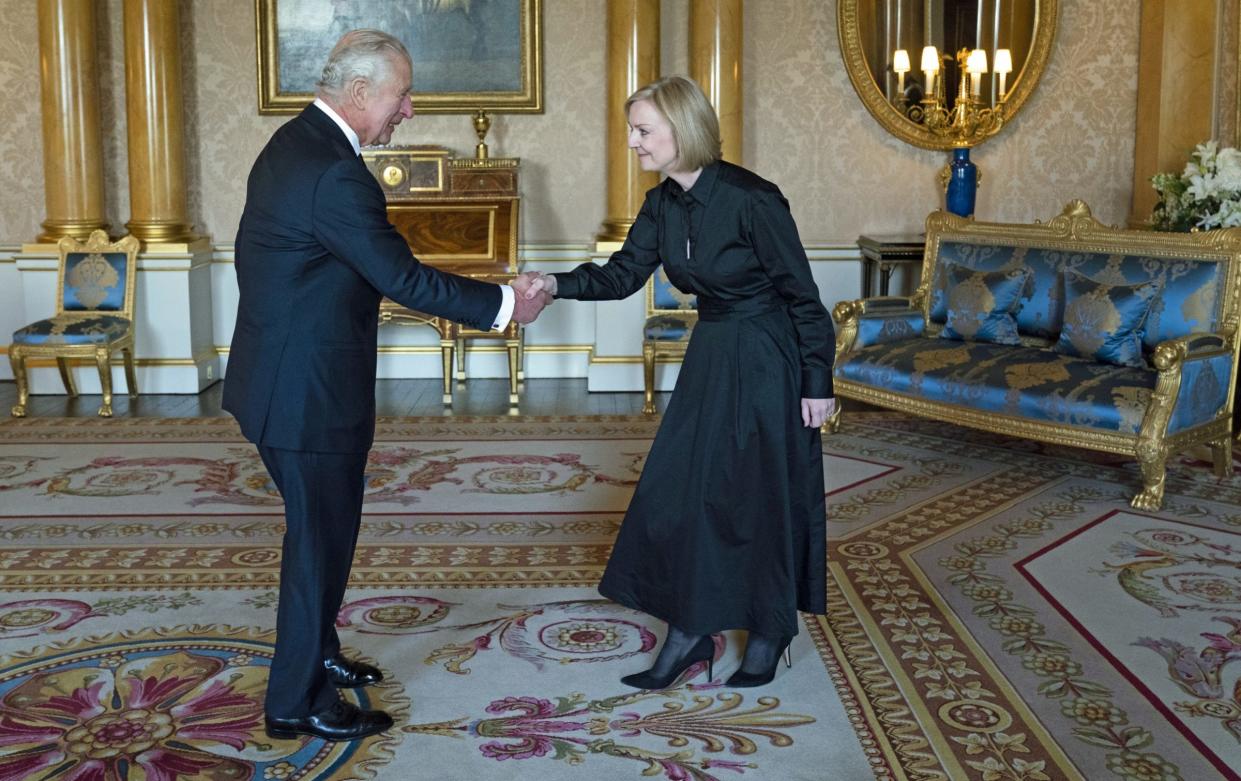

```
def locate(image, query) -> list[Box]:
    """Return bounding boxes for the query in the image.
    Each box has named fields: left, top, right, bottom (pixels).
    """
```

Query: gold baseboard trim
left=589, top=354, right=683, bottom=365
left=213, top=344, right=596, bottom=357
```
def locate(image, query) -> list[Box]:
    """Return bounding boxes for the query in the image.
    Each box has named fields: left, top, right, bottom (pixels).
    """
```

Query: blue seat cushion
left=1053, top=270, right=1161, bottom=368
left=644, top=314, right=694, bottom=341
left=836, top=339, right=1157, bottom=433
left=13, top=315, right=131, bottom=346
left=940, top=263, right=1031, bottom=345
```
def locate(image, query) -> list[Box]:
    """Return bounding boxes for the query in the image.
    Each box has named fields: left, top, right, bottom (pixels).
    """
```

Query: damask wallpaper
left=0, top=0, right=1143, bottom=246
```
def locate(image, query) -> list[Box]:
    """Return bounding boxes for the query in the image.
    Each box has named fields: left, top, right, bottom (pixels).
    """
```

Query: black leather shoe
left=265, top=700, right=393, bottom=742
left=324, top=654, right=383, bottom=688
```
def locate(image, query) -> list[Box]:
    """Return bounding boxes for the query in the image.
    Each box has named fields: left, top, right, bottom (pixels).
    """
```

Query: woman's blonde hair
left=625, top=76, right=721, bottom=172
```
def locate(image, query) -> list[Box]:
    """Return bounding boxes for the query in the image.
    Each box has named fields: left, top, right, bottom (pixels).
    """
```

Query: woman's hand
left=512, top=271, right=557, bottom=299
left=800, top=397, right=836, bottom=428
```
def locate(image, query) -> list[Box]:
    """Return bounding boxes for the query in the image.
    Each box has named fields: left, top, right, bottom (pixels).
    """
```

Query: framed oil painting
left=256, top=0, right=542, bottom=114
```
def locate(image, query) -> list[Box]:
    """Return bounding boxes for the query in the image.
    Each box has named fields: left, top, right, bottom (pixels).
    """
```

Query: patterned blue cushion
left=835, top=338, right=1156, bottom=433
left=62, top=251, right=128, bottom=311
left=940, top=263, right=1031, bottom=345
left=13, top=315, right=131, bottom=346
left=1054, top=270, right=1161, bottom=368
left=930, top=240, right=1224, bottom=345
left=857, top=312, right=924, bottom=347
left=644, top=314, right=694, bottom=341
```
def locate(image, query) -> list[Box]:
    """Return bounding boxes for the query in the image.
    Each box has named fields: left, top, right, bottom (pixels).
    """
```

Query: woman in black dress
left=518, top=76, right=835, bottom=689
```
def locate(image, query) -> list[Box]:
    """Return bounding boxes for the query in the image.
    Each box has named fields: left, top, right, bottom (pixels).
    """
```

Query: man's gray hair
left=316, top=29, right=411, bottom=96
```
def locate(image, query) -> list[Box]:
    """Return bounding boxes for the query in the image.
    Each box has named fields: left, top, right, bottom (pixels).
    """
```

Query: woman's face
left=627, top=99, right=679, bottom=174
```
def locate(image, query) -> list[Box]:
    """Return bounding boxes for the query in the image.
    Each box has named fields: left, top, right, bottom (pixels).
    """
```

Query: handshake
left=507, top=271, right=559, bottom=325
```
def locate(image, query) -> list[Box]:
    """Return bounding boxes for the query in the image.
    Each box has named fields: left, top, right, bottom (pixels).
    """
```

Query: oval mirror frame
left=837, top=0, right=1059, bottom=151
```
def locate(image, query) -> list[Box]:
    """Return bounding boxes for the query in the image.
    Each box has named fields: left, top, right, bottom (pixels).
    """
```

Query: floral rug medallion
left=0, top=625, right=406, bottom=780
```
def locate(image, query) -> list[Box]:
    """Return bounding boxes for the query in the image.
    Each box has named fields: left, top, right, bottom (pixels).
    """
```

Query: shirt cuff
left=492, top=284, right=516, bottom=331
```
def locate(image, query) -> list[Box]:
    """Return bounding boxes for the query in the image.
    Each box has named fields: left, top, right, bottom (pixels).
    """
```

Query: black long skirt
left=597, top=305, right=827, bottom=639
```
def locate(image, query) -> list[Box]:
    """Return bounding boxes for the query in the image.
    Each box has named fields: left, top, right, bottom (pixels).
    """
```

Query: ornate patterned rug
left=0, top=414, right=1238, bottom=780
left=0, top=416, right=879, bottom=781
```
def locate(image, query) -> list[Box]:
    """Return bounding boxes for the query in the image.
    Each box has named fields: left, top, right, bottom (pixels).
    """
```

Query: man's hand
left=512, top=271, right=557, bottom=299
left=510, top=284, right=552, bottom=324
left=801, top=397, right=837, bottom=428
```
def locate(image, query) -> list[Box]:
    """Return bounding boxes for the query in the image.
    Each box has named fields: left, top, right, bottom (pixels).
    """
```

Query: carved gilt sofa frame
left=831, top=201, right=1241, bottom=510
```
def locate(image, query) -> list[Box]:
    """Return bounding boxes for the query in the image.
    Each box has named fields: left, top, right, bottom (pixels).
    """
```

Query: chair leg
left=440, top=338, right=454, bottom=405
left=642, top=341, right=657, bottom=415
left=455, top=336, right=467, bottom=381
left=56, top=357, right=78, bottom=396
left=9, top=347, right=28, bottom=417
left=122, top=347, right=138, bottom=398
left=95, top=347, right=114, bottom=417
left=516, top=329, right=525, bottom=382
left=1131, top=447, right=1168, bottom=511
left=1210, top=436, right=1234, bottom=478
left=506, top=336, right=520, bottom=405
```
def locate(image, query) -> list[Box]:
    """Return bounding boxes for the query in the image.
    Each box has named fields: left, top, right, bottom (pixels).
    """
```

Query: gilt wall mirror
left=838, top=0, right=1058, bottom=150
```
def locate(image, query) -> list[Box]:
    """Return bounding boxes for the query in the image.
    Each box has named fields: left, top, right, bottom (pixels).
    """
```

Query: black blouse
left=553, top=161, right=835, bottom=398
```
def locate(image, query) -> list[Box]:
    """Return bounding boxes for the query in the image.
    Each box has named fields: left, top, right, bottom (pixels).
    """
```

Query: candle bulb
left=920, top=45, right=939, bottom=98
left=994, top=48, right=1013, bottom=101
left=893, top=49, right=910, bottom=99
left=965, top=49, right=988, bottom=98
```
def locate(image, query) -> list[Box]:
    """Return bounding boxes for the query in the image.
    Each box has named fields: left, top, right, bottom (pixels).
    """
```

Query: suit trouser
left=258, top=445, right=368, bottom=717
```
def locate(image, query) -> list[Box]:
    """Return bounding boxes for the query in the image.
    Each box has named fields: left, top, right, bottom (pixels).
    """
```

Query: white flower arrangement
left=1151, top=140, right=1241, bottom=231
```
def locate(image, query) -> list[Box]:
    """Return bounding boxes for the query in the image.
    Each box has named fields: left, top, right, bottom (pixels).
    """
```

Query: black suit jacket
left=223, top=104, right=501, bottom=453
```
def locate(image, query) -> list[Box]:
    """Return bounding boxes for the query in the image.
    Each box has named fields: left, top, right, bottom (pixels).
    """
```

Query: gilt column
left=689, top=0, right=743, bottom=164
left=597, top=0, right=660, bottom=243
left=36, top=0, right=109, bottom=242
left=123, top=0, right=195, bottom=242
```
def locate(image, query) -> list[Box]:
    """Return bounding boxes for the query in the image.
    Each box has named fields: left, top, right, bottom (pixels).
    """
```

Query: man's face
left=355, top=56, right=414, bottom=146
left=627, top=99, right=678, bottom=174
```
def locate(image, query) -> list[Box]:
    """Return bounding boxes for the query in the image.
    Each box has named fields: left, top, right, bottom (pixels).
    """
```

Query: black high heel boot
left=726, top=636, right=793, bottom=688
left=620, top=635, right=716, bottom=690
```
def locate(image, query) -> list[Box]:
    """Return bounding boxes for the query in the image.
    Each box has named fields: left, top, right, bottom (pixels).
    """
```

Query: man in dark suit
left=223, top=29, right=549, bottom=742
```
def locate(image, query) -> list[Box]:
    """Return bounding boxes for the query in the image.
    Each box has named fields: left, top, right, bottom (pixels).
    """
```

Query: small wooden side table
left=857, top=233, right=926, bottom=298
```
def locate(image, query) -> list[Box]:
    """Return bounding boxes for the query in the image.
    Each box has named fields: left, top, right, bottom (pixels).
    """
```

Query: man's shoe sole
left=264, top=723, right=391, bottom=742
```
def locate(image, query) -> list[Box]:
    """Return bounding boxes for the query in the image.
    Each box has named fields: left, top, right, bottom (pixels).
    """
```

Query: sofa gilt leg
left=824, top=401, right=842, bottom=434
left=1210, top=436, right=1234, bottom=478
left=1132, top=445, right=1168, bottom=511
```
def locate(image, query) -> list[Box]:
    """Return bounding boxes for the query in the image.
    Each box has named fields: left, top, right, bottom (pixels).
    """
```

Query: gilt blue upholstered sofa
left=831, top=201, right=1241, bottom=510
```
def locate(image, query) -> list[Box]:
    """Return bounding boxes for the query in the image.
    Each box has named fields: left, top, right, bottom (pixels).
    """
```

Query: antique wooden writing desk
left=361, top=146, right=522, bottom=404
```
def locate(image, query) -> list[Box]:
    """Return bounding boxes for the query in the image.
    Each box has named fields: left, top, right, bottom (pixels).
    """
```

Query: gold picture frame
left=255, top=0, right=543, bottom=115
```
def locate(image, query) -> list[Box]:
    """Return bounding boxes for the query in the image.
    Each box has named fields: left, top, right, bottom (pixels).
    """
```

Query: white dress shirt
left=312, top=99, right=515, bottom=331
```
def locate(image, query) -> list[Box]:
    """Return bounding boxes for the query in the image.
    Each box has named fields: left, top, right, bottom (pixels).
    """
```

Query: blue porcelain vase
left=945, top=147, right=977, bottom=217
